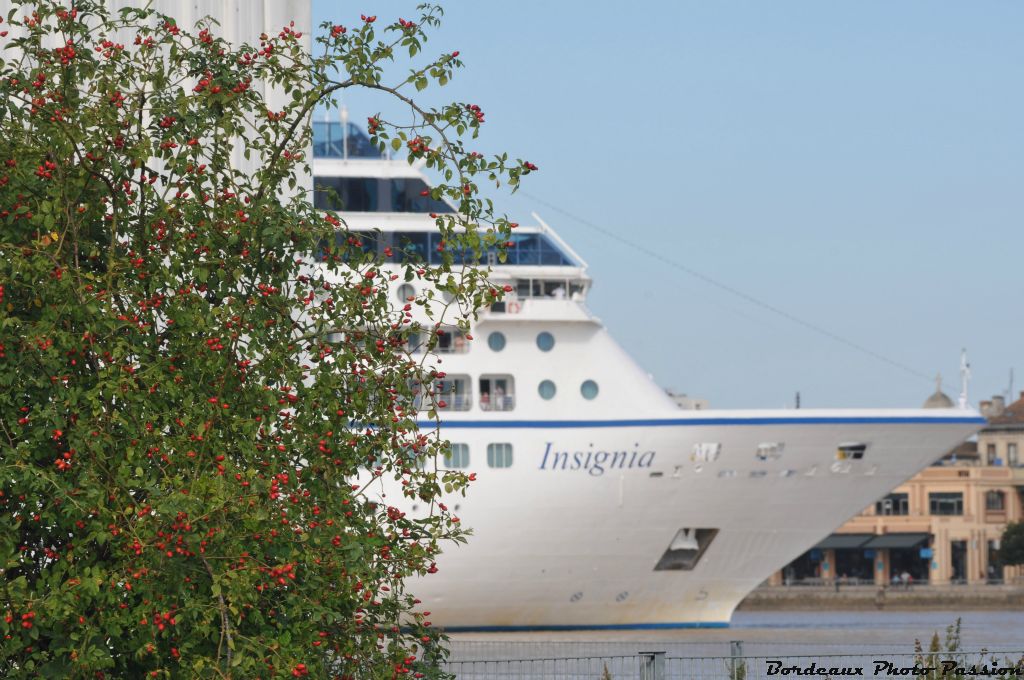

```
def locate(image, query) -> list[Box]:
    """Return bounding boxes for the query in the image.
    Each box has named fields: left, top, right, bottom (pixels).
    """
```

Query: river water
left=447, top=611, right=1024, bottom=661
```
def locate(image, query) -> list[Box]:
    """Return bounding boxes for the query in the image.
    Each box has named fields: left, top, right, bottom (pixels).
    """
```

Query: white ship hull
left=309, top=128, right=983, bottom=630
left=398, top=412, right=981, bottom=630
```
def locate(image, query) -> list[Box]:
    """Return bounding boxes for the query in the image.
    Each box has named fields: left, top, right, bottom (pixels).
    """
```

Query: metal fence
left=444, top=640, right=976, bottom=662
left=438, top=648, right=1024, bottom=680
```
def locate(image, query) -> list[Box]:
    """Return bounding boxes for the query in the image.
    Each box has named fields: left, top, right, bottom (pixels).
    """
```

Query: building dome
left=923, top=374, right=954, bottom=409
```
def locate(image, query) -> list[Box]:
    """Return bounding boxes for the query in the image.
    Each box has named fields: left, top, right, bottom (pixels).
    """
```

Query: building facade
left=775, top=391, right=1024, bottom=586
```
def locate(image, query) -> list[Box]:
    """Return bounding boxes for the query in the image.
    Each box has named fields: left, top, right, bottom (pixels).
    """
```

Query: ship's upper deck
left=312, top=121, right=588, bottom=274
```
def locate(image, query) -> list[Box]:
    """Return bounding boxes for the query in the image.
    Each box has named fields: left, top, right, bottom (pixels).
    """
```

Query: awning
left=813, top=534, right=874, bottom=550
left=862, top=533, right=930, bottom=550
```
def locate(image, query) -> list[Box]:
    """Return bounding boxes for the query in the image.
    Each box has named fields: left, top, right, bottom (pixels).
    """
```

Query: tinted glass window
left=393, top=232, right=430, bottom=262
left=331, top=230, right=379, bottom=261
left=312, top=122, right=381, bottom=159
left=314, top=177, right=378, bottom=211
left=929, top=492, right=963, bottom=516
left=390, top=178, right=452, bottom=213
left=485, top=233, right=573, bottom=266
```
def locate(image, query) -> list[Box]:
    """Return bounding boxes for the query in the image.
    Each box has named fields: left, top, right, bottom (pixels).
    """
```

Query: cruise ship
left=313, top=118, right=984, bottom=630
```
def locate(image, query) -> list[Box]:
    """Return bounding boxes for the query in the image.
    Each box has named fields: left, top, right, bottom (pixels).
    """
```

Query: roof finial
left=935, top=372, right=942, bottom=393
left=959, top=349, right=971, bottom=410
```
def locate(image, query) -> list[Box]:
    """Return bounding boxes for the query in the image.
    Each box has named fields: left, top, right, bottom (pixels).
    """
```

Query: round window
left=538, top=380, right=556, bottom=400
left=487, top=331, right=506, bottom=352
left=536, top=331, right=555, bottom=352
left=396, top=283, right=415, bottom=302
left=580, top=380, right=599, bottom=400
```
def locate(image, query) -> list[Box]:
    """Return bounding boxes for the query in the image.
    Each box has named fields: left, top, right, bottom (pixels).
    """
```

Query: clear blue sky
left=312, top=0, right=1023, bottom=410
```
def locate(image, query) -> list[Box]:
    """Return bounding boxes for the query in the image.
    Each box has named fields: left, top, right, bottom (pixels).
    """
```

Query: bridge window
left=390, top=178, right=451, bottom=213
left=480, top=375, right=514, bottom=411
left=445, top=443, right=470, bottom=469
left=312, top=121, right=381, bottom=159
left=313, top=176, right=378, bottom=211
left=489, top=233, right=573, bottom=266
left=487, top=443, right=513, bottom=468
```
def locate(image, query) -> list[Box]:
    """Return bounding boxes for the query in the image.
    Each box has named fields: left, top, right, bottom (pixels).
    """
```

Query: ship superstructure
left=313, top=119, right=983, bottom=629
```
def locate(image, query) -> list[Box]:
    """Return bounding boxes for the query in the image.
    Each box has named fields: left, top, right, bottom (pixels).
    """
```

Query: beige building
left=775, top=390, right=1024, bottom=586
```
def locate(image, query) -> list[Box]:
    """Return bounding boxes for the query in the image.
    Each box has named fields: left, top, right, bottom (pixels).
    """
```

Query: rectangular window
left=415, top=375, right=471, bottom=412
left=987, top=444, right=997, bottom=466
left=486, top=443, right=513, bottom=468
left=436, top=328, right=469, bottom=354
left=444, top=443, right=470, bottom=469
left=480, top=375, right=515, bottom=412
left=929, top=492, right=964, bottom=516
left=404, top=331, right=422, bottom=354
left=986, top=490, right=1006, bottom=512
left=313, top=177, right=379, bottom=212
left=1009, top=443, right=1019, bottom=467
left=876, top=493, right=909, bottom=516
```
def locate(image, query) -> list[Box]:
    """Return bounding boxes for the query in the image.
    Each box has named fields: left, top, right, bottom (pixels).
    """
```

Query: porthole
left=487, top=331, right=506, bottom=352
left=396, top=283, right=414, bottom=302
left=538, top=380, right=556, bottom=400
left=536, top=331, right=555, bottom=352
left=580, top=380, right=599, bottom=400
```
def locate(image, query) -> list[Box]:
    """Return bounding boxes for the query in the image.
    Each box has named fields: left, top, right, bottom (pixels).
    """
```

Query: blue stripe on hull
left=441, top=621, right=731, bottom=632
left=418, top=416, right=985, bottom=429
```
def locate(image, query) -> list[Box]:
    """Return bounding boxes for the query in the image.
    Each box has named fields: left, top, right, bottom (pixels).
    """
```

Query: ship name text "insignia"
left=538, top=442, right=655, bottom=476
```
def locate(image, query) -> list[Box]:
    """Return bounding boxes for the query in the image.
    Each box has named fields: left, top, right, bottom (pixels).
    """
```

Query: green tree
left=0, top=1, right=533, bottom=677
left=998, top=521, right=1024, bottom=567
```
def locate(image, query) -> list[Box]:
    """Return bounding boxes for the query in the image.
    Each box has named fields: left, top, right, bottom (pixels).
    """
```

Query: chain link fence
left=437, top=647, right=1024, bottom=680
